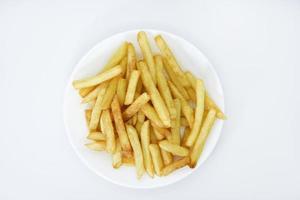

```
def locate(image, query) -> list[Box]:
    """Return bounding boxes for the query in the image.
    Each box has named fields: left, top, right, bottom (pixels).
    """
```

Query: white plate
left=63, top=29, right=225, bottom=189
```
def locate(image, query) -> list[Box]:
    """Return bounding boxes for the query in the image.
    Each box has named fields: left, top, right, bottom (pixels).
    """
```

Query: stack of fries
left=72, top=31, right=226, bottom=179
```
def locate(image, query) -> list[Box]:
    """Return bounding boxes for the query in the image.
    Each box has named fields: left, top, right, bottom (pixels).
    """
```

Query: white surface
left=0, top=0, right=299, bottom=199
left=64, top=29, right=224, bottom=188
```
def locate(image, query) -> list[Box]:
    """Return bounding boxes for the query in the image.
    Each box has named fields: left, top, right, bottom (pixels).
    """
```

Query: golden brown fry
left=190, top=109, right=216, bottom=168
left=87, top=131, right=106, bottom=141
left=85, top=141, right=106, bottom=151
left=111, top=96, right=132, bottom=152
left=168, top=80, right=194, bottom=128
left=112, top=140, right=122, bottom=169
left=155, top=55, right=176, bottom=119
left=150, top=126, right=158, bottom=144
left=187, top=87, right=196, bottom=102
left=138, top=61, right=171, bottom=127
left=79, top=86, right=96, bottom=98
left=124, top=70, right=140, bottom=105
left=89, top=82, right=108, bottom=130
left=162, top=157, right=190, bottom=176
left=116, top=78, right=127, bottom=106
left=159, top=140, right=189, bottom=157
left=137, top=110, right=145, bottom=123
left=154, top=35, right=189, bottom=87
left=85, top=109, right=92, bottom=126
left=141, top=103, right=165, bottom=128
left=170, top=99, right=181, bottom=145
left=149, top=144, right=164, bottom=176
left=180, top=117, right=189, bottom=127
left=151, top=123, right=171, bottom=139
left=134, top=79, right=143, bottom=99
left=161, top=149, right=173, bottom=165
left=122, top=92, right=150, bottom=121
left=126, top=43, right=137, bottom=79
left=137, top=31, right=156, bottom=85
left=81, top=84, right=103, bottom=103
left=126, top=124, right=145, bottom=179
left=181, top=127, right=190, bottom=146
left=140, top=121, right=155, bottom=177
left=100, top=77, right=118, bottom=109
left=122, top=156, right=135, bottom=166
left=73, top=65, right=123, bottom=89
left=120, top=57, right=127, bottom=78
left=101, top=110, right=116, bottom=154
left=185, top=79, right=205, bottom=147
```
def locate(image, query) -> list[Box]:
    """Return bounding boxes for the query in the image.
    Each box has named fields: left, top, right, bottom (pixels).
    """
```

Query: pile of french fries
left=72, top=31, right=226, bottom=179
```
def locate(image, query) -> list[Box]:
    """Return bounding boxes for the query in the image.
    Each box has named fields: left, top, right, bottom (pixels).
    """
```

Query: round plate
left=63, top=29, right=225, bottom=188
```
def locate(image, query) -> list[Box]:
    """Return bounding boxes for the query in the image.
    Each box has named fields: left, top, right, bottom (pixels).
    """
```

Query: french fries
left=189, top=109, right=216, bottom=167
left=74, top=31, right=226, bottom=178
left=159, top=140, right=189, bottom=157
left=184, top=79, right=205, bottom=147
left=140, top=121, right=155, bottom=177
left=126, top=124, right=145, bottom=179
left=138, top=61, right=171, bottom=127
left=124, top=70, right=140, bottom=105
left=137, top=31, right=156, bottom=85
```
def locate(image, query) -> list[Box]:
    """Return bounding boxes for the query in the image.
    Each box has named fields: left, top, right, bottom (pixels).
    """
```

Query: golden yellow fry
left=159, top=140, right=189, bottom=157
left=187, top=87, right=196, bottom=102
left=124, top=70, right=140, bottom=105
left=112, top=140, right=122, bottom=169
left=122, top=92, right=150, bottom=121
left=122, top=156, right=135, bottom=166
left=79, top=86, right=96, bottom=98
left=154, top=35, right=189, bottom=87
left=150, top=126, right=158, bottom=144
left=85, top=141, right=106, bottom=151
left=140, top=121, right=155, bottom=177
left=111, top=96, right=132, bottom=152
left=137, top=31, right=156, bottom=85
left=181, top=127, right=190, bottom=146
left=126, top=124, right=145, bottom=179
left=163, top=59, right=190, bottom=100
left=120, top=56, right=127, bottom=78
left=87, top=131, right=106, bottom=141
left=170, top=99, right=181, bottom=145
left=138, top=61, right=171, bottom=127
left=162, top=157, right=190, bottom=176
left=149, top=144, right=164, bottom=176
left=89, top=82, right=108, bottom=130
left=184, top=79, right=205, bottom=147
left=155, top=55, right=176, bottom=119
left=116, top=78, right=127, bottom=106
left=85, top=109, right=92, bottom=126
left=141, top=103, right=165, bottom=128
left=185, top=71, right=226, bottom=119
left=168, top=81, right=194, bottom=128
left=126, top=43, right=137, bottom=79
left=73, top=65, right=123, bottom=89
left=152, top=126, right=165, bottom=141
left=180, top=117, right=189, bottom=127
left=190, top=109, right=216, bottom=168
left=161, top=149, right=173, bottom=165
left=151, top=123, right=171, bottom=139
left=101, top=110, right=116, bottom=154
left=137, top=110, right=145, bottom=123
left=81, top=84, right=102, bottom=103
left=100, top=77, right=118, bottom=109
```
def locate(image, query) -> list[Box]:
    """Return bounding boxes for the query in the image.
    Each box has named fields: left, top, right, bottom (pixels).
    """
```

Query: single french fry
left=85, top=141, right=106, bottom=151
left=187, top=87, right=196, bottom=102
left=170, top=99, right=181, bottom=145
left=168, top=81, right=194, bottom=128
left=149, top=144, right=164, bottom=176
left=163, top=59, right=190, bottom=100
left=190, top=109, right=216, bottom=168
left=100, top=77, right=118, bottom=109
left=124, top=70, right=140, bottom=105
left=141, top=103, right=165, bottom=128
left=181, top=127, right=190, bottom=146
left=150, top=126, right=158, bottom=144
left=162, top=157, right=190, bottom=176
left=112, top=140, right=122, bottom=169
left=155, top=55, right=176, bottom=119
left=154, top=35, right=189, bottom=87
left=79, top=86, right=96, bottom=98
left=116, top=78, right=127, bottom=106
left=81, top=84, right=103, bottom=103
left=138, top=61, right=171, bottom=127
left=87, top=131, right=106, bottom=141
left=137, top=110, right=145, bottom=123
left=101, top=110, right=116, bottom=154
left=137, top=31, right=156, bottom=85
left=180, top=117, right=189, bottom=127
left=111, top=96, right=132, bottom=152
left=126, top=124, right=145, bottom=179
left=120, top=56, right=127, bottom=78
left=184, top=79, right=205, bottom=147
left=122, top=92, right=150, bottom=121
left=89, top=82, right=108, bottom=130
left=140, top=121, right=155, bottom=177
left=161, top=149, right=173, bottom=165
left=85, top=109, right=92, bottom=126
left=73, top=65, right=123, bottom=89
left=126, top=43, right=137, bottom=79
left=159, top=140, right=189, bottom=157
left=122, top=156, right=135, bottom=166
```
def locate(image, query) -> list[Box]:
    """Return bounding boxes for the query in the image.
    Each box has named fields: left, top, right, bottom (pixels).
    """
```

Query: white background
left=0, top=0, right=299, bottom=199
